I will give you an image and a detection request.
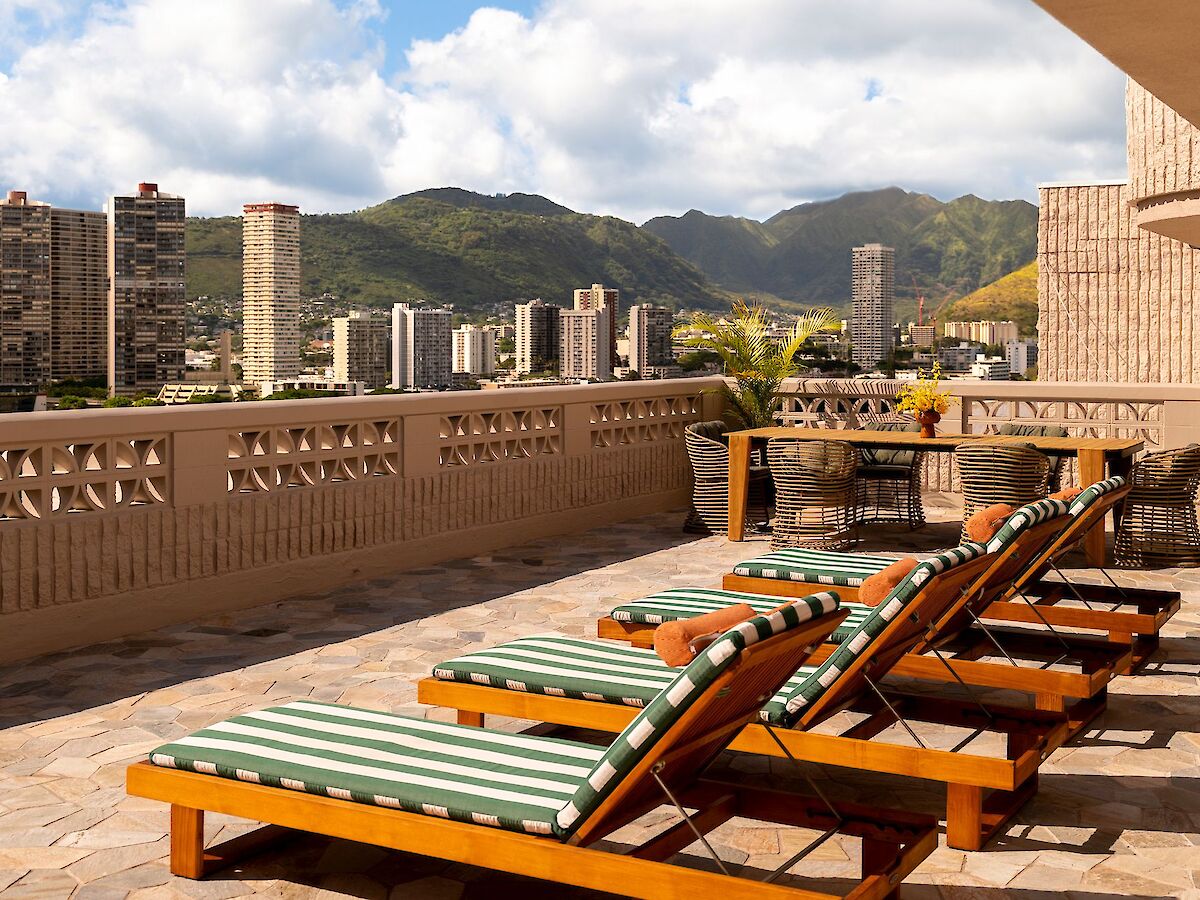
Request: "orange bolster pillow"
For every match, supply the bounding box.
[1050,486,1083,503]
[655,603,756,667]
[859,558,920,607]
[965,503,1016,543]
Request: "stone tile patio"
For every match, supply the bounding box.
[1,503,1198,899]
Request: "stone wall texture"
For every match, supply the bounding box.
[1127,80,1200,203]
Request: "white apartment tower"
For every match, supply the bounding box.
[573,283,619,359]
[560,307,612,380]
[242,203,301,386]
[453,324,495,376]
[108,183,186,395]
[850,243,895,368]
[627,305,674,375]
[391,304,452,388]
[333,311,390,388]
[515,298,561,374]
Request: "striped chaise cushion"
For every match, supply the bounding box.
[1068,475,1126,516]
[147,699,601,836]
[433,632,819,725]
[731,548,900,586]
[609,588,864,642]
[979,496,1070,552]
[779,543,986,725]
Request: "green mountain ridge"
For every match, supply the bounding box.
[643,187,1038,319]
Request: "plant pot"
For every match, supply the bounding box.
[917,410,941,439]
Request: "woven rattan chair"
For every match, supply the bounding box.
[767,439,857,550]
[997,423,1069,492]
[1115,444,1200,568]
[955,442,1050,542]
[855,417,926,529]
[683,421,771,534]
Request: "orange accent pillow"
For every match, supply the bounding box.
[655,603,756,667]
[965,503,1016,543]
[1050,486,1083,503]
[859,558,920,607]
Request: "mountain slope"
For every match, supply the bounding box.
[643,187,1037,316]
[186,189,725,310]
[939,261,1038,336]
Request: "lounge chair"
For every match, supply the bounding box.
[128,597,939,898]
[420,550,1071,851]
[603,498,1130,736]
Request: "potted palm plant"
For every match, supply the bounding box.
[674,300,840,428]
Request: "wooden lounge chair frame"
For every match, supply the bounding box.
[129,612,938,900]
[421,553,1070,852]
[664,512,1130,735]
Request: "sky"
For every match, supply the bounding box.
[0,0,1128,222]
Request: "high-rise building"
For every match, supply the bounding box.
[850,244,895,368]
[560,307,612,380]
[907,323,937,348]
[0,191,51,385]
[969,355,1011,381]
[107,183,186,395]
[333,311,390,388]
[942,320,1019,346]
[515,298,560,374]
[1005,338,1039,376]
[453,324,495,376]
[242,203,301,386]
[573,283,619,359]
[50,206,109,383]
[391,304,452,388]
[627,305,675,374]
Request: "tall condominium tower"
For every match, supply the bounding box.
[107,183,186,395]
[0,191,51,385]
[850,243,895,368]
[391,304,452,388]
[515,298,560,374]
[332,311,390,388]
[573,283,619,359]
[560,307,612,380]
[452,324,495,376]
[627,304,675,374]
[242,203,301,386]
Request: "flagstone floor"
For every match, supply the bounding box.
[1,502,1198,899]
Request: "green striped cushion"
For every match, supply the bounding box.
[982,497,1070,552]
[780,543,986,725]
[555,592,841,832]
[1068,476,1126,516]
[730,548,899,586]
[147,699,602,836]
[608,587,869,644]
[433,633,819,725]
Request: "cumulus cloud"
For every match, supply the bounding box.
[0,0,1127,218]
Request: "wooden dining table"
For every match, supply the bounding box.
[726,427,1144,565]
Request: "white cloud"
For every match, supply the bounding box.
[0,0,1127,219]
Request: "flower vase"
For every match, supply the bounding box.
[917,410,941,439]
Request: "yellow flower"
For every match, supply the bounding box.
[895,363,952,416]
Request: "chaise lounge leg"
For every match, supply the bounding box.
[861,837,902,900]
[945,783,984,852]
[170,805,205,879]
[457,710,484,727]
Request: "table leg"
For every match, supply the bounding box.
[727,434,752,541]
[1107,453,1135,534]
[1078,448,1107,566]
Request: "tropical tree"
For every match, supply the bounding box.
[674,300,839,428]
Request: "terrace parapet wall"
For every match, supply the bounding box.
[0,379,723,663]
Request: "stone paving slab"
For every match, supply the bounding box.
[1,506,1198,899]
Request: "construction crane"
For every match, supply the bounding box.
[910,274,926,326]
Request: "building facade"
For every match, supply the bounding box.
[452,324,495,376]
[1005,339,1039,376]
[0,191,51,385]
[942,320,1019,346]
[573,282,619,359]
[850,243,895,368]
[907,323,937,348]
[242,203,301,386]
[107,183,186,395]
[560,307,612,380]
[627,304,674,374]
[332,311,390,388]
[515,298,560,374]
[969,356,1011,381]
[391,304,452,389]
[50,206,109,383]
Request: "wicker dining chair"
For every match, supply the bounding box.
[855,417,926,529]
[954,441,1050,542]
[683,421,771,534]
[1114,444,1200,568]
[767,439,858,551]
[997,423,1069,492]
